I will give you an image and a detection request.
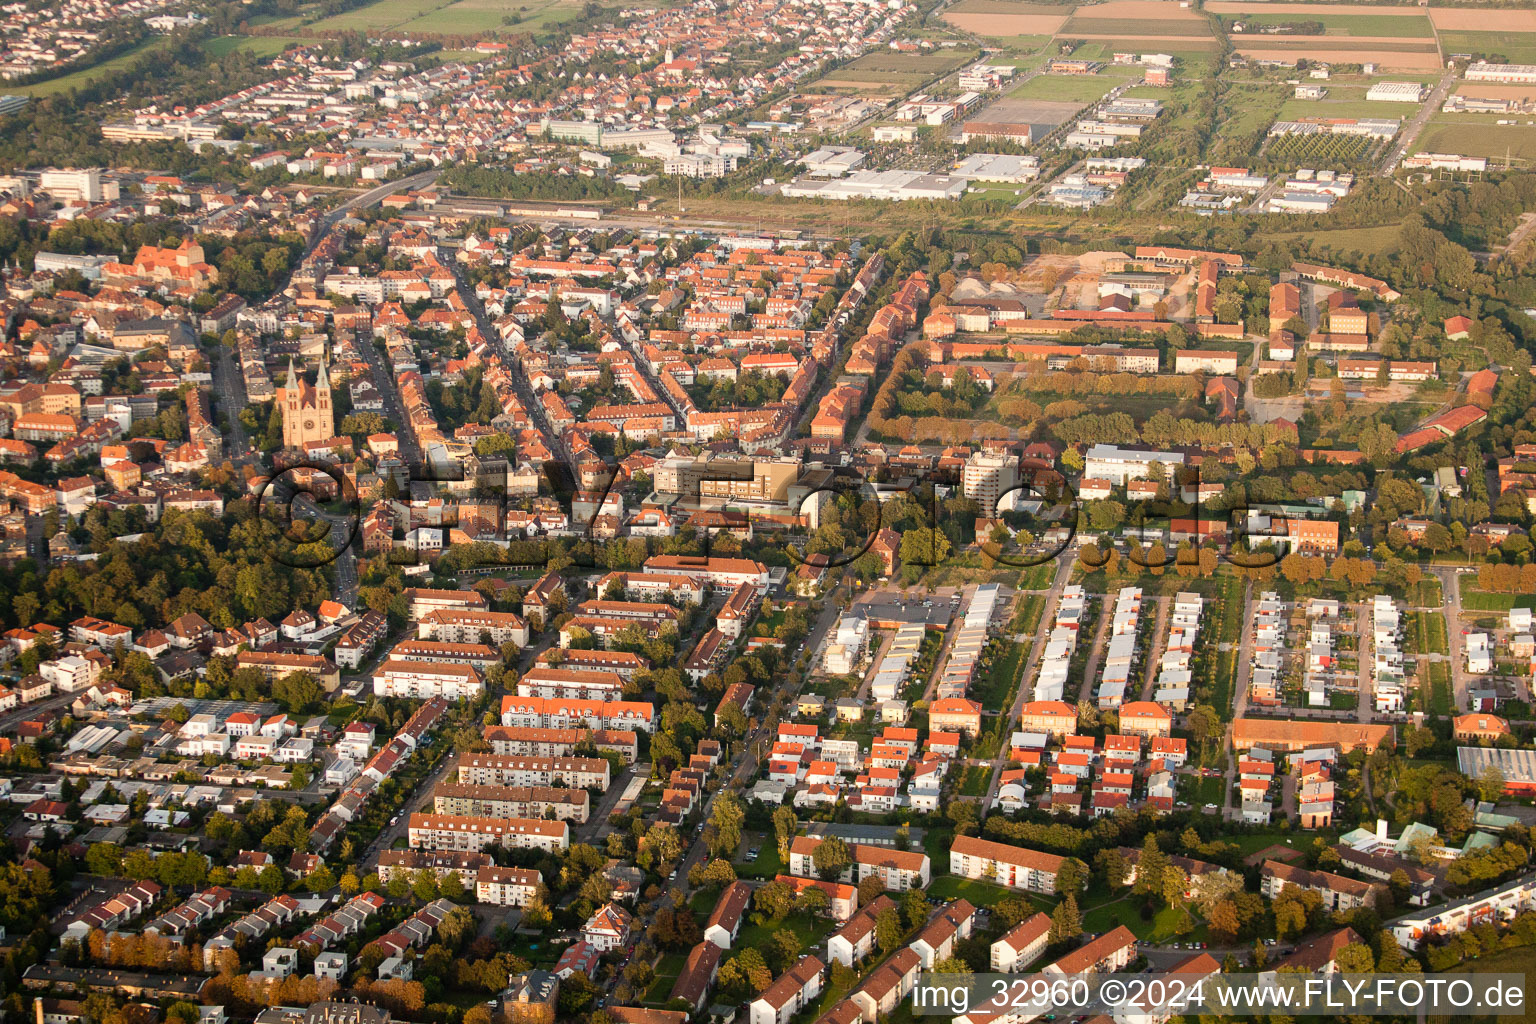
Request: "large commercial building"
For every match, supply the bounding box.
[1232,719,1394,754]
[1465,62,1536,84]
[1458,746,1536,795]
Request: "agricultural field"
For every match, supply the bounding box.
[1066,39,1221,58]
[1418,120,1536,165]
[1221,13,1435,38]
[260,0,452,33]
[943,0,1070,39]
[1456,83,1536,104]
[1438,31,1536,66]
[1211,1,1434,18]
[1233,43,1443,70]
[1060,16,1214,39]
[1277,95,1424,121]
[11,38,172,97]
[1429,7,1536,33]
[262,0,621,36]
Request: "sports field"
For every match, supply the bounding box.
[1008,73,1118,103]
[814,49,977,94]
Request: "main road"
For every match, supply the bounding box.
[1380,69,1457,176]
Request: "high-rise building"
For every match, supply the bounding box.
[962,452,1018,515]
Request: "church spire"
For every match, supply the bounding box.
[286,356,298,390]
[316,347,330,392]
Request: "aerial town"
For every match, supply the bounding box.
[3,0,1536,1022]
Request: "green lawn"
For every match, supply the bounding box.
[1426,661,1453,717]
[927,875,1026,907]
[204,35,306,57]
[1278,98,1428,120]
[1019,562,1055,591]
[1415,611,1449,655]
[973,641,1027,708]
[735,910,836,953]
[1183,773,1225,807]
[1435,943,1536,1024]
[1080,892,1202,941]
[732,836,787,880]
[1461,589,1536,612]
[958,764,992,796]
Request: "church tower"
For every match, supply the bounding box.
[280,355,335,450]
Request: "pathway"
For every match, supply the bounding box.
[1137,595,1171,701]
[1223,582,1256,821]
[981,552,1075,810]
[1076,590,1115,707]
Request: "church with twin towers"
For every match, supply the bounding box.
[279,356,335,450]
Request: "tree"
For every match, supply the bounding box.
[1050,894,1082,944]
[900,889,929,931]
[258,864,285,895]
[1479,765,1507,803]
[1054,857,1088,897]
[1188,704,1221,758]
[797,884,830,918]
[875,906,903,952]
[1132,834,1166,898]
[766,929,803,973]
[1207,900,1241,943]
[772,806,798,860]
[857,874,886,907]
[1421,522,1453,555]
[1094,848,1128,888]
[754,880,795,921]
[932,956,973,977]
[812,836,851,880]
